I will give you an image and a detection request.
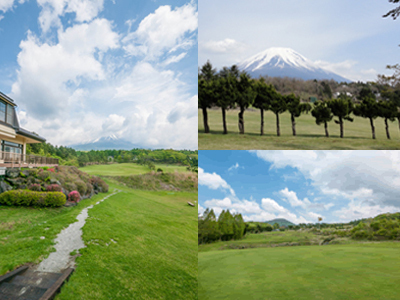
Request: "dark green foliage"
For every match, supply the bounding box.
[198,208,245,244]
[354,89,379,139]
[0,190,66,207]
[377,100,397,139]
[327,95,354,138]
[199,61,218,133]
[350,213,400,240]
[285,93,311,136]
[235,72,256,134]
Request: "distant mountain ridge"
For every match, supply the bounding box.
[71,135,144,151]
[238,47,351,83]
[265,218,295,227]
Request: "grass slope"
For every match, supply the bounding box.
[56,182,197,300]
[0,192,110,275]
[80,163,188,176]
[199,109,400,150]
[199,242,400,300]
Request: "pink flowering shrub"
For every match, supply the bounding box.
[48,168,55,173]
[68,191,81,203]
[46,184,62,192]
[29,184,42,191]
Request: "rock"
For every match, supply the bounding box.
[50,179,61,185]
[5,178,19,186]
[22,170,32,177]
[6,168,20,178]
[0,181,12,193]
[187,202,195,207]
[17,184,27,190]
[40,236,45,240]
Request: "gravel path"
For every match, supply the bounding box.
[34,190,120,273]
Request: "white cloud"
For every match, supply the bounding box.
[122,2,197,60]
[162,52,187,66]
[37,0,104,32]
[198,168,235,196]
[261,198,287,213]
[279,188,310,209]
[202,38,247,54]
[228,162,240,171]
[333,202,399,223]
[0,0,15,13]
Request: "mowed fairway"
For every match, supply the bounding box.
[56,182,198,300]
[199,109,400,149]
[199,242,400,300]
[80,163,188,176]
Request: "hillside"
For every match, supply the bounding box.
[265,218,295,227]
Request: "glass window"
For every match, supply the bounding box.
[6,104,13,125]
[0,102,5,122]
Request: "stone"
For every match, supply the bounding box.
[40,236,45,240]
[22,170,31,177]
[6,168,20,178]
[187,202,195,207]
[5,178,19,186]
[0,180,12,193]
[49,179,61,185]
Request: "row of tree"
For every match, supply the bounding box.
[27,143,198,168]
[198,209,246,244]
[199,62,400,139]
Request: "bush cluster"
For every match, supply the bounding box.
[0,190,66,207]
[68,191,81,203]
[351,217,400,240]
[46,184,62,192]
[28,183,42,191]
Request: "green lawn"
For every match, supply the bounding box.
[0,192,110,275]
[56,182,197,300]
[199,109,400,149]
[79,163,188,176]
[199,242,400,300]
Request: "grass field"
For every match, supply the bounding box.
[0,192,110,275]
[199,242,400,300]
[199,108,400,149]
[56,182,197,299]
[79,163,188,176]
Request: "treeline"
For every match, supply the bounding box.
[26,143,197,168]
[351,212,400,240]
[198,208,245,244]
[199,61,400,139]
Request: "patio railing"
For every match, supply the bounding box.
[0,151,59,166]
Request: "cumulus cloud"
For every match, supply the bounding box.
[251,150,400,220]
[37,0,104,32]
[279,188,310,209]
[198,168,235,196]
[122,2,197,60]
[0,0,15,13]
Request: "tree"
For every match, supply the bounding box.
[235,72,256,134]
[327,95,354,138]
[383,0,400,20]
[253,79,275,135]
[215,69,237,134]
[273,222,279,230]
[198,61,217,133]
[269,93,286,136]
[285,93,311,136]
[353,88,379,139]
[377,100,397,139]
[311,101,333,137]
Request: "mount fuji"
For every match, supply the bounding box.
[238,47,351,82]
[71,135,143,150]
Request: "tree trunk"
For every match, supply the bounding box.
[222,108,228,134]
[398,117,400,132]
[276,113,280,136]
[324,121,329,137]
[385,118,390,139]
[339,116,343,138]
[238,107,245,134]
[369,117,375,139]
[260,109,264,136]
[291,114,296,136]
[202,107,210,133]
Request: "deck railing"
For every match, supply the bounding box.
[0,151,59,166]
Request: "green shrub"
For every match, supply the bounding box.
[29,183,42,191]
[0,190,66,207]
[75,180,87,195]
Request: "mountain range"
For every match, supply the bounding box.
[71,135,143,151]
[238,47,351,83]
[265,218,295,227]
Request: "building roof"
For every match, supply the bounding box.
[16,128,46,143]
[0,91,16,106]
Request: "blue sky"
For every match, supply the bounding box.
[0,0,197,149]
[199,0,399,82]
[199,150,400,224]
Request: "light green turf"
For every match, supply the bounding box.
[55,182,197,300]
[199,242,400,300]
[0,192,111,275]
[79,163,188,176]
[199,109,400,149]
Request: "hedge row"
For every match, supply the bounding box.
[0,190,66,207]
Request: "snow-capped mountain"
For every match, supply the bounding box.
[238,47,351,82]
[71,135,143,151]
